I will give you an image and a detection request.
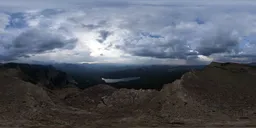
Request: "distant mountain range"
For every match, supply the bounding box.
[0,63,77,89]
[0,62,205,90]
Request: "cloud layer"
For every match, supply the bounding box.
[1,0,256,64]
[0,28,77,61]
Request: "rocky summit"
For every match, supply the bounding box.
[0,62,256,127]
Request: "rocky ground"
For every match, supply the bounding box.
[1,62,256,127]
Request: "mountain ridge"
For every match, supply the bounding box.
[0,63,77,89]
[0,62,256,127]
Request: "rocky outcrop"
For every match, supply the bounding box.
[64,84,160,115]
[99,88,160,114]
[63,84,117,109]
[0,68,54,120]
[158,62,256,120]
[181,62,256,117]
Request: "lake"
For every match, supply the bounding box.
[102,77,140,83]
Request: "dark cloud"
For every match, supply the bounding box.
[2,2,256,64]
[227,54,256,58]
[196,32,240,56]
[80,21,107,30]
[114,28,243,63]
[214,56,252,63]
[5,12,28,29]
[40,9,65,16]
[130,48,196,59]
[120,29,241,61]
[0,29,77,61]
[217,54,256,63]
[140,32,163,39]
[122,39,198,59]
[195,17,205,25]
[81,24,100,30]
[97,30,111,43]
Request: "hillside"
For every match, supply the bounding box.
[0,63,77,89]
[160,62,256,123]
[181,62,256,116]
[0,62,256,127]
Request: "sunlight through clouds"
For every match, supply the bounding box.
[1,0,256,64]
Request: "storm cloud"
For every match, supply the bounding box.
[97,30,112,43]
[1,0,256,64]
[196,30,240,56]
[0,29,77,61]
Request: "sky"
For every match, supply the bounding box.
[1,0,256,65]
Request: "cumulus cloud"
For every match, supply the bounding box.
[0,13,9,32]
[1,0,256,64]
[97,30,112,43]
[0,29,77,61]
[196,29,240,56]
